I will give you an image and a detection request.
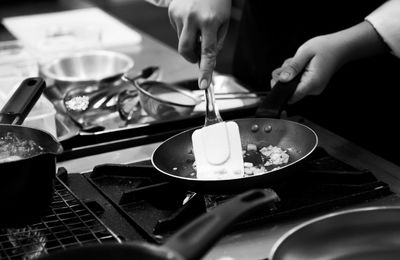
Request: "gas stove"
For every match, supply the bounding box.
[1,144,397,260]
[75,147,392,242]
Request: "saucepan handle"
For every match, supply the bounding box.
[255,73,302,118]
[163,189,279,260]
[0,77,46,125]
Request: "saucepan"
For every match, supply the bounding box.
[0,77,63,227]
[152,74,318,194]
[38,189,279,260]
[270,206,400,260]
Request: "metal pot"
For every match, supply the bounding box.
[0,77,63,227]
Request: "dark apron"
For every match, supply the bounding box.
[232,0,400,165]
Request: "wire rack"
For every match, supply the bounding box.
[0,177,121,259]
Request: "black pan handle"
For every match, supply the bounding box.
[0,77,46,125]
[162,189,279,260]
[255,72,302,118]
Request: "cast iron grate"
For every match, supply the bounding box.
[0,177,121,260]
[85,147,392,243]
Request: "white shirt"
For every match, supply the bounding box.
[144,0,172,7]
[366,0,400,58]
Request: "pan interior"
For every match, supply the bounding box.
[271,207,400,260]
[153,118,317,180]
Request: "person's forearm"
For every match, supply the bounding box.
[333,21,390,66]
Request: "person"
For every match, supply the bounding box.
[146,0,400,165]
[271,0,400,104]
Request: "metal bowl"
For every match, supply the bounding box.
[124,79,201,120]
[40,50,134,96]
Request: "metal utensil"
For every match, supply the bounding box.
[40,50,135,97]
[121,79,200,120]
[64,66,160,113]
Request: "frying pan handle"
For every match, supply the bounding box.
[0,77,46,125]
[163,189,279,260]
[255,72,302,118]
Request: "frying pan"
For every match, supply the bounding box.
[38,189,279,260]
[270,206,400,260]
[152,75,318,194]
[0,77,63,227]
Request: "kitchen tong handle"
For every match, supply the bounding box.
[255,72,302,118]
[163,189,279,260]
[0,77,46,125]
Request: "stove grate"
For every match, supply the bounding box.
[0,178,121,259]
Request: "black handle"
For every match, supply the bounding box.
[162,189,279,260]
[255,73,302,118]
[0,77,46,125]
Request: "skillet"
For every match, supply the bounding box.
[152,74,318,194]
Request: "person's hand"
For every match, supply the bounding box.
[271,34,347,104]
[271,21,390,104]
[168,0,232,89]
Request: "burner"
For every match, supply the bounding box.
[84,147,392,243]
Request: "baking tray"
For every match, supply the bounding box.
[44,75,262,161]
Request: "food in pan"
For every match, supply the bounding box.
[243,144,289,177]
[191,143,289,179]
[0,132,44,163]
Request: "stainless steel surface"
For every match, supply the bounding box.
[40,50,134,97]
[270,206,400,260]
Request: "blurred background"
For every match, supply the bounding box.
[0,0,245,74]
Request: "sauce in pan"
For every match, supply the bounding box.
[0,132,45,163]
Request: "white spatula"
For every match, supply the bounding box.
[192,83,244,180]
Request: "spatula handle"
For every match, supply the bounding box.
[204,82,223,126]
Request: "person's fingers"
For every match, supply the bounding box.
[270,58,294,88]
[278,50,310,82]
[287,61,325,104]
[167,7,183,38]
[178,22,199,63]
[198,26,218,89]
[282,58,293,67]
[270,78,277,88]
[271,67,285,83]
[216,21,229,53]
[288,79,308,104]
